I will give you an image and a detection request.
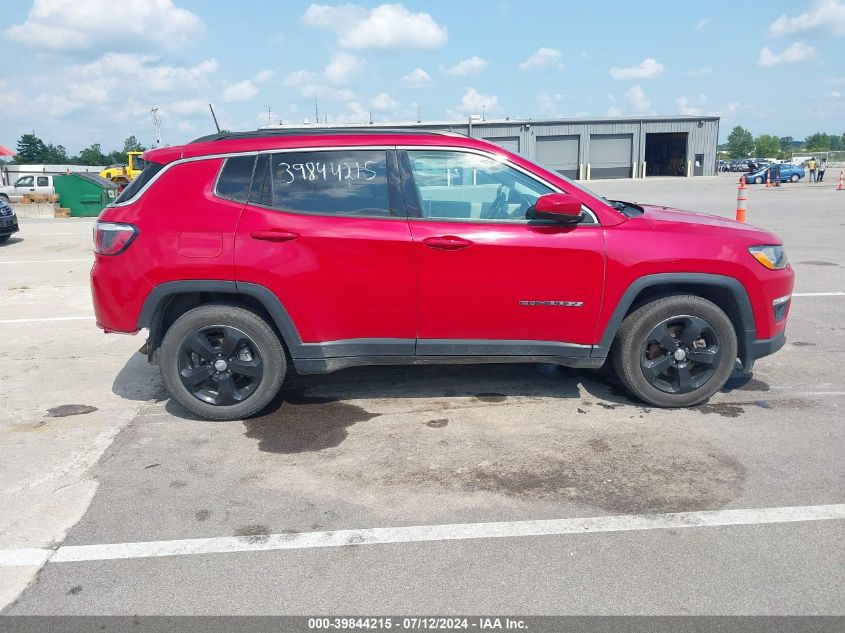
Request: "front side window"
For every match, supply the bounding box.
[259,150,392,217]
[37,176,49,187]
[16,176,33,187]
[405,150,553,222]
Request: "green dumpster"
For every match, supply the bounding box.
[53,172,118,217]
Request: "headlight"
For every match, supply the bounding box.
[748,245,789,270]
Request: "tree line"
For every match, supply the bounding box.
[9,133,147,166]
[724,126,845,159]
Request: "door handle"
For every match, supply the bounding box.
[422,235,473,251]
[250,229,299,243]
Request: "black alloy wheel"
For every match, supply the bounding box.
[640,315,722,394]
[178,325,264,406]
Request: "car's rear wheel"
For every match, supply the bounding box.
[160,304,286,420]
[0,194,9,202]
[612,295,737,408]
[790,174,799,182]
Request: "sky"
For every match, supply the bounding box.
[1,0,844,154]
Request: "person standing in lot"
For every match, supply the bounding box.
[808,157,817,182]
[817,159,826,183]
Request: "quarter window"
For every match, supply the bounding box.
[405,151,553,222]
[37,176,49,187]
[264,150,392,217]
[216,155,255,203]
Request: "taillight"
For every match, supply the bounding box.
[94,222,137,255]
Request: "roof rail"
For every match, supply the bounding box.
[189,128,457,144]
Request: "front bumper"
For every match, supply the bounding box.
[738,329,787,372]
[0,216,18,236]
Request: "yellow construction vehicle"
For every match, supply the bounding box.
[100,151,147,184]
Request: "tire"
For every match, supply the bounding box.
[790,174,799,182]
[611,295,738,408]
[160,304,287,420]
[0,194,9,202]
[754,176,763,184]
[0,235,9,244]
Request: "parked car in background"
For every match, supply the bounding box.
[0,198,19,243]
[90,128,794,420]
[0,174,55,202]
[729,160,748,172]
[745,164,805,184]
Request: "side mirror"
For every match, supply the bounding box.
[533,193,583,224]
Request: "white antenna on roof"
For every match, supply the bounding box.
[150,107,161,147]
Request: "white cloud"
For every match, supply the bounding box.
[828,90,842,98]
[519,48,564,70]
[75,54,217,93]
[371,92,399,111]
[625,85,650,112]
[223,80,259,102]
[537,93,564,116]
[284,70,318,87]
[688,67,712,77]
[401,68,432,88]
[825,76,845,84]
[449,87,500,116]
[675,96,703,115]
[5,0,204,53]
[695,18,710,30]
[254,69,277,84]
[606,105,623,117]
[302,3,447,49]
[758,42,816,66]
[768,0,845,37]
[610,58,664,80]
[708,101,741,117]
[325,52,365,84]
[441,56,488,76]
[167,99,208,116]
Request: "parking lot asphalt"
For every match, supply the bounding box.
[0,175,843,614]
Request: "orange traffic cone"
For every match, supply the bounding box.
[765,170,771,188]
[736,175,748,223]
[838,171,844,191]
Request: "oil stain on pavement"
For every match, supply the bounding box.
[243,388,379,454]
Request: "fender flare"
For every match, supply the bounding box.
[591,273,757,359]
[136,280,306,355]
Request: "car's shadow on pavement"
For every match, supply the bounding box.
[111,350,765,423]
[0,236,23,246]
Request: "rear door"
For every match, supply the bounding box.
[234,148,417,357]
[35,176,52,194]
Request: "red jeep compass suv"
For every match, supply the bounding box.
[91,129,793,420]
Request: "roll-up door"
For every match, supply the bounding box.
[483,136,520,155]
[589,133,632,179]
[536,135,580,179]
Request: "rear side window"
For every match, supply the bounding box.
[115,162,164,204]
[264,150,392,217]
[215,155,256,203]
[37,176,49,186]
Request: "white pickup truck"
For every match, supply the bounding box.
[0,174,56,202]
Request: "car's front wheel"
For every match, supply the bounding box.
[160,304,287,420]
[612,295,737,408]
[790,174,800,182]
[754,176,763,184]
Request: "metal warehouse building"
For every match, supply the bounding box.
[264,115,720,179]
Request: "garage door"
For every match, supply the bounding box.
[536,135,580,179]
[589,133,632,179]
[483,136,520,155]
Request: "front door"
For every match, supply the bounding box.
[234,148,417,357]
[401,149,605,355]
[14,176,35,198]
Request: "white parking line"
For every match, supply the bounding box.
[0,258,92,265]
[793,292,845,297]
[0,504,841,567]
[0,316,94,325]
